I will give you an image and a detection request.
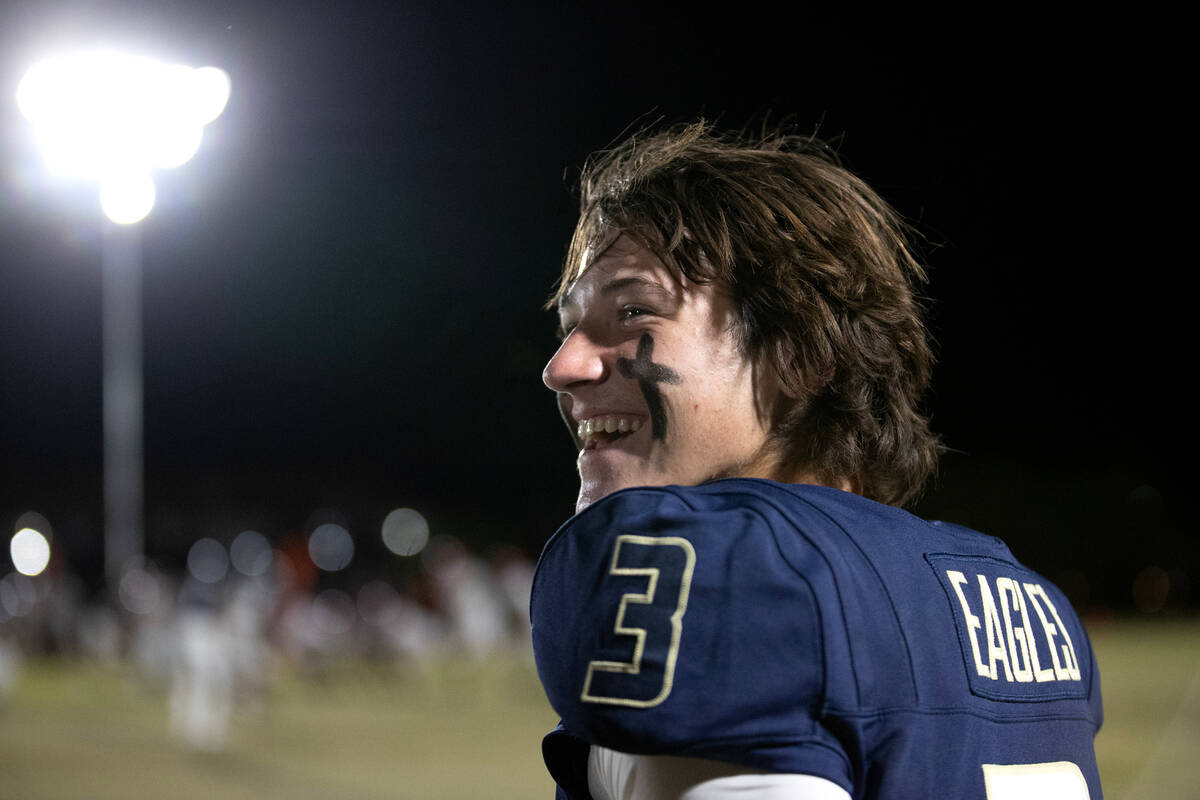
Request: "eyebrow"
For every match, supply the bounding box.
[558,276,673,312]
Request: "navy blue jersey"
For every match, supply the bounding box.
[531,479,1102,799]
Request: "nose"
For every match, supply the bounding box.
[543,329,607,393]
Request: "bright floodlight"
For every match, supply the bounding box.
[16,49,230,224]
[100,171,156,224]
[10,528,51,576]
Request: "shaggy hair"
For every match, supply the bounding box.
[548,121,943,507]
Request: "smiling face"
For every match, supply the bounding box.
[543,234,786,513]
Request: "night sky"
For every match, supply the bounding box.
[0,2,1190,606]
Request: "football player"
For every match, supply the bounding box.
[532,123,1102,799]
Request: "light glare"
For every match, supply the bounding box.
[10,528,51,576]
[146,121,204,170]
[189,66,232,124]
[99,172,156,224]
[16,49,230,223]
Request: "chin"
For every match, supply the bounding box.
[576,467,674,513]
[575,474,632,513]
[574,483,607,514]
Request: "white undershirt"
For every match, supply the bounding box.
[587,745,852,800]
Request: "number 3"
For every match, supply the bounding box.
[983,761,1090,799]
[581,535,696,708]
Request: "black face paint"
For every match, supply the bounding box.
[617,333,681,440]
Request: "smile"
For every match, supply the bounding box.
[577,415,643,450]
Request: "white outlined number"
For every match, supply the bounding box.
[581,535,696,708]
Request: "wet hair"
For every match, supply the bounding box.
[549,121,943,507]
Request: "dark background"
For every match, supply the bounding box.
[0,2,1190,609]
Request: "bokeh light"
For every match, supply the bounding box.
[10,528,51,577]
[381,507,429,556]
[230,530,273,577]
[307,523,353,572]
[186,538,229,584]
[118,556,162,615]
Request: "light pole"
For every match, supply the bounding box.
[102,220,143,588]
[16,49,230,591]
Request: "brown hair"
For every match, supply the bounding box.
[549,121,942,507]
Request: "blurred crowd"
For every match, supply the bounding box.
[0,532,536,751]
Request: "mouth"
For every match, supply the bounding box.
[577,415,643,451]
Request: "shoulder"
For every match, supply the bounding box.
[535,478,937,561]
[544,477,1006,545]
[530,481,849,633]
[533,479,1006,606]
[530,480,873,781]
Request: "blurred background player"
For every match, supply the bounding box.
[169,556,234,751]
[531,122,1103,799]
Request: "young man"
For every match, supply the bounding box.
[532,123,1102,800]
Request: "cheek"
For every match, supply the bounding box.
[651,340,759,435]
[689,369,766,436]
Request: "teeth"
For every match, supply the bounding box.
[576,415,643,448]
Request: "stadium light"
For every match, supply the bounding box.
[15,48,231,592]
[16,49,230,224]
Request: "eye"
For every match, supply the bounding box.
[619,306,651,322]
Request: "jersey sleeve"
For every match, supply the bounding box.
[531,487,852,792]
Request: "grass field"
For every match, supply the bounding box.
[0,652,559,800]
[1090,616,1200,799]
[0,617,1196,799]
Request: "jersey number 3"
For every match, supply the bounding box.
[581,535,696,708]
